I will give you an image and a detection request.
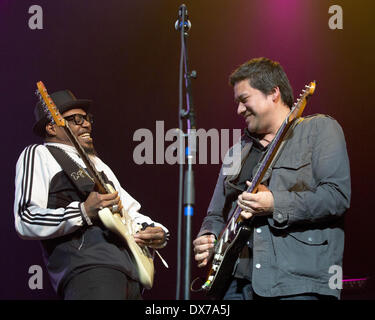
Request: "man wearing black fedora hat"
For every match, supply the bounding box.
[14,89,169,299]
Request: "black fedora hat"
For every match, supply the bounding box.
[33,89,92,137]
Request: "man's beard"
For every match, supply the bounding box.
[83,142,98,156]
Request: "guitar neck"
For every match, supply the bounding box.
[249,117,293,192]
[228,109,298,226]
[63,123,109,194]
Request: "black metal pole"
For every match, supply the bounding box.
[175,4,197,300]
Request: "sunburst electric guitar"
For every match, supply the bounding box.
[36,81,154,289]
[201,82,316,298]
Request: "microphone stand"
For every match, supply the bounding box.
[175,4,197,300]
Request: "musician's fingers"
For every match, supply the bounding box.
[135,227,165,240]
[148,242,164,249]
[240,210,253,219]
[134,237,147,247]
[237,201,247,211]
[197,259,208,268]
[239,192,257,202]
[193,235,215,246]
[238,192,262,206]
[134,236,160,247]
[133,237,154,247]
[134,232,155,240]
[136,239,155,248]
[237,199,257,212]
[194,250,210,262]
[134,228,167,249]
[99,191,118,201]
[101,196,121,209]
[193,242,214,254]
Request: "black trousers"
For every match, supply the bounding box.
[63,267,142,300]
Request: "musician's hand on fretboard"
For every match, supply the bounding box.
[84,191,121,220]
[237,182,274,219]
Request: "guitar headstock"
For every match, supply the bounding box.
[289,81,316,121]
[35,81,65,127]
[306,81,316,96]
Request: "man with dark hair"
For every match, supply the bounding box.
[14,89,169,300]
[228,57,294,109]
[193,57,351,300]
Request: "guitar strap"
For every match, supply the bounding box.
[46,145,96,197]
[46,145,154,230]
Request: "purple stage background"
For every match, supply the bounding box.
[0,0,374,299]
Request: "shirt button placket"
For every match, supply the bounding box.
[254,227,262,270]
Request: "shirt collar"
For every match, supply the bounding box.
[243,128,268,151]
[44,142,79,155]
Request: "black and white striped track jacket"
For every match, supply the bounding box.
[14,142,168,293]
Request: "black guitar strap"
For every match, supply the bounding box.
[46,145,96,197]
